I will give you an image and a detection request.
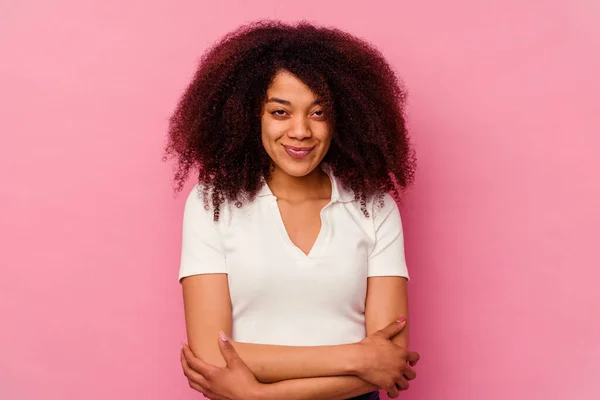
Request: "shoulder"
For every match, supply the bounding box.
[325,165,399,221]
[183,183,235,230]
[368,192,404,243]
[343,190,399,221]
[357,192,403,237]
[184,182,266,229]
[370,192,400,219]
[184,183,214,217]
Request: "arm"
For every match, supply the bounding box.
[183,274,368,382]
[256,376,376,400]
[366,276,410,348]
[252,276,411,400]
[183,275,414,400]
[183,334,380,400]
[365,195,411,350]
[233,278,410,382]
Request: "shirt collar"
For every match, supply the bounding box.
[257,164,355,203]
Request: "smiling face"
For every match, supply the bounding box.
[260,70,332,179]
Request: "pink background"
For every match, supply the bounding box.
[1,1,599,399]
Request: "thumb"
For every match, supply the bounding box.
[374,317,407,339]
[217,331,241,367]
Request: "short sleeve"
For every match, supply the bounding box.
[178,185,227,282]
[367,193,410,280]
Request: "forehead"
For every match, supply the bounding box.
[266,70,319,103]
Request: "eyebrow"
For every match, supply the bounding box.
[266,97,321,106]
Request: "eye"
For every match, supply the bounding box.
[271,109,287,116]
[312,110,325,118]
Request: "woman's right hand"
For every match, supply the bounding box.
[354,319,420,398]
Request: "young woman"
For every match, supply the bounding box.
[166,21,420,400]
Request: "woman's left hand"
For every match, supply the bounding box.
[181,333,264,400]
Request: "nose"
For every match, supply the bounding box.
[288,116,312,140]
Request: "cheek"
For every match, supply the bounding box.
[261,117,284,142]
[315,126,332,146]
[260,119,284,160]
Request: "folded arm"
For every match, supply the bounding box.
[252,276,411,399]
[183,274,411,398]
[182,274,369,383]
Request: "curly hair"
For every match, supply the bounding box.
[165,20,416,220]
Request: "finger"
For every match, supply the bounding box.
[180,349,188,372]
[374,318,407,339]
[395,376,410,391]
[403,365,417,380]
[182,345,218,377]
[181,351,211,388]
[217,331,242,367]
[387,384,400,398]
[407,350,420,366]
[188,380,223,400]
[188,379,207,395]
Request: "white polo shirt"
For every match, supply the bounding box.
[178,165,409,346]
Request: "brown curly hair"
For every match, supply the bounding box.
[165,20,416,220]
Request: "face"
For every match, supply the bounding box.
[260,70,332,178]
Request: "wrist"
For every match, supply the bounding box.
[249,382,269,400]
[345,343,366,375]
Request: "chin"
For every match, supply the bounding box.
[281,165,317,177]
[276,159,320,178]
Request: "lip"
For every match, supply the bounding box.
[282,145,315,159]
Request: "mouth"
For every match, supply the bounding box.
[282,145,315,159]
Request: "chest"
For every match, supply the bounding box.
[276,198,329,256]
[222,201,373,312]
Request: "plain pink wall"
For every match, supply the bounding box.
[1,1,598,399]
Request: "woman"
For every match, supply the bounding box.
[166,21,420,400]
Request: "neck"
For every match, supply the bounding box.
[267,165,331,201]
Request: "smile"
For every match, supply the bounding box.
[283,145,315,159]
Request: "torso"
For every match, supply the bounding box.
[178,165,409,346]
[222,191,372,346]
[220,167,373,346]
